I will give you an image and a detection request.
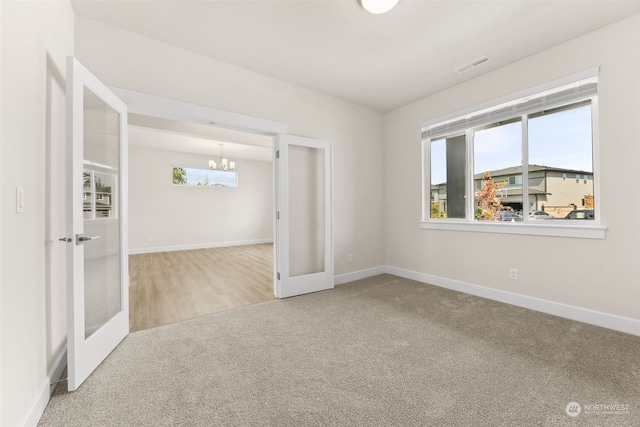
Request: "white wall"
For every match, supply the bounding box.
[129,146,273,253]
[0,1,74,425]
[2,7,633,425]
[75,16,385,276]
[384,14,640,321]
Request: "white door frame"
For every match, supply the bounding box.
[109,87,288,295]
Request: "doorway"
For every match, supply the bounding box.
[66,60,334,391]
[109,85,334,320]
[126,114,276,331]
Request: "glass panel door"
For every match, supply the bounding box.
[66,57,129,391]
[276,135,333,298]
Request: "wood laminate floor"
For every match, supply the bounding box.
[129,243,274,332]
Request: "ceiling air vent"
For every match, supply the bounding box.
[455,56,490,74]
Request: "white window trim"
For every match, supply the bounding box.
[419,220,606,239]
[420,68,606,239]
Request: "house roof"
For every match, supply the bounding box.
[433,164,593,186]
[475,164,593,180]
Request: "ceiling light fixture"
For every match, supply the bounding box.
[358,0,399,14]
[209,144,235,171]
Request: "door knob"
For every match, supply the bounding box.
[76,235,101,245]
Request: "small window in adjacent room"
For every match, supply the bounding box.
[421,70,600,236]
[172,167,238,187]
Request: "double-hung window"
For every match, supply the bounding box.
[422,69,604,238]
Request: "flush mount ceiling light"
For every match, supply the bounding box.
[358,0,399,14]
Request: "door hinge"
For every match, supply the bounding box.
[277,272,281,280]
[276,150,280,159]
[276,211,280,220]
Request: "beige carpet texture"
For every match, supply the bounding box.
[39,274,639,426]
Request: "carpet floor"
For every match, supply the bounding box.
[39,274,640,426]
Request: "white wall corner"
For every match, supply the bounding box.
[383,266,640,337]
[334,266,386,286]
[23,346,67,427]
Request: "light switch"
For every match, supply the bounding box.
[16,187,25,214]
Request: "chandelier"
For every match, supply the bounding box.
[209,144,235,171]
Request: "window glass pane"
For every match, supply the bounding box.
[83,171,93,220]
[529,103,594,220]
[429,138,446,218]
[288,145,325,277]
[94,172,116,219]
[82,87,122,338]
[474,120,522,220]
[172,167,238,187]
[430,135,466,218]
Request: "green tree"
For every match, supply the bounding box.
[173,167,187,184]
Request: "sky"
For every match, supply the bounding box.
[430,104,593,185]
[181,167,238,187]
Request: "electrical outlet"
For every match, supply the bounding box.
[509,268,518,280]
[348,254,353,263]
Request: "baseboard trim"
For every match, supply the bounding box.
[23,346,67,427]
[129,238,273,255]
[334,266,386,286]
[384,265,640,337]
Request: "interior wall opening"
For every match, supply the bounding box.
[126,113,276,332]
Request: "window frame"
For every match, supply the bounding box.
[420,68,605,239]
[83,167,118,221]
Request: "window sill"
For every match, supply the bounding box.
[419,220,606,239]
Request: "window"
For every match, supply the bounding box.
[422,71,602,237]
[83,169,117,220]
[508,176,523,186]
[172,167,238,187]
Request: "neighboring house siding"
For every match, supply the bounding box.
[466,165,594,216]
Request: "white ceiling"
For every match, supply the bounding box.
[128,114,274,161]
[72,0,640,113]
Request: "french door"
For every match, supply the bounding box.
[276,135,333,298]
[66,57,129,391]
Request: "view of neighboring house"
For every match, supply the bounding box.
[83,171,115,219]
[431,164,594,218]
